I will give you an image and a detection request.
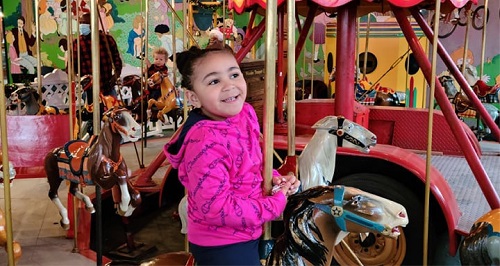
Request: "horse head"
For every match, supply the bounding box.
[9,86,36,105]
[103,107,142,143]
[0,156,16,187]
[147,71,166,87]
[309,186,408,238]
[299,116,377,190]
[439,75,459,99]
[8,86,40,115]
[268,185,408,266]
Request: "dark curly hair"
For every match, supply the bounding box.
[176,44,233,91]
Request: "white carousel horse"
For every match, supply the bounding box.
[299,116,377,190]
[178,116,377,234]
[266,185,408,265]
[154,185,408,266]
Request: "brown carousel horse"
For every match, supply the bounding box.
[44,107,142,230]
[354,77,400,106]
[147,71,181,123]
[141,185,408,266]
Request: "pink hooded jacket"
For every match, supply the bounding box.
[164,103,287,246]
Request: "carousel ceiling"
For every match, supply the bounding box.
[228,0,478,15]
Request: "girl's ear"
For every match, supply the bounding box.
[186,90,201,108]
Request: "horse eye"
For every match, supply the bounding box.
[351,195,362,204]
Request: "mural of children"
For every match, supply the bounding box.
[6,30,37,75]
[153,24,184,61]
[98,0,114,32]
[150,0,170,26]
[10,17,38,74]
[234,28,245,54]
[309,13,331,63]
[57,38,68,69]
[57,0,78,36]
[71,0,90,17]
[11,16,36,57]
[127,15,145,57]
[5,31,22,74]
[39,0,58,41]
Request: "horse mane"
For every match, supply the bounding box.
[268,186,333,266]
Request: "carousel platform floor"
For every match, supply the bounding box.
[1,132,499,265]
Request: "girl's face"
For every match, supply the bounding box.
[187,51,247,121]
[153,53,167,67]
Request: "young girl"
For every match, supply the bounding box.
[146,47,170,100]
[164,45,300,265]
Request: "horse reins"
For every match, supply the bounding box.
[314,185,387,234]
[106,108,130,137]
[328,116,368,149]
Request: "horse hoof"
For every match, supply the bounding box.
[116,208,126,216]
[60,220,70,230]
[86,206,96,213]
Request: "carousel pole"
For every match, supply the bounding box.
[286,0,296,169]
[424,0,443,263]
[478,0,488,79]
[0,9,16,266]
[171,0,177,113]
[140,0,147,153]
[65,0,79,253]
[460,5,472,78]
[89,0,103,264]
[183,0,189,119]
[34,0,43,95]
[362,15,371,80]
[263,0,277,241]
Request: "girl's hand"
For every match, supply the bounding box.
[271,181,292,197]
[272,174,301,196]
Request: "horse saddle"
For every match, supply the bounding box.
[453,92,473,113]
[57,136,96,176]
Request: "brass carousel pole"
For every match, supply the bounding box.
[425,1,443,264]
[89,0,103,264]
[478,0,488,78]
[263,0,277,242]
[0,8,16,266]
[286,0,296,166]
[34,0,43,95]
[362,15,371,80]
[140,0,147,156]
[183,0,189,119]
[460,5,471,77]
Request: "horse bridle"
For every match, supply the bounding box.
[105,107,131,136]
[314,185,387,234]
[328,116,368,149]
